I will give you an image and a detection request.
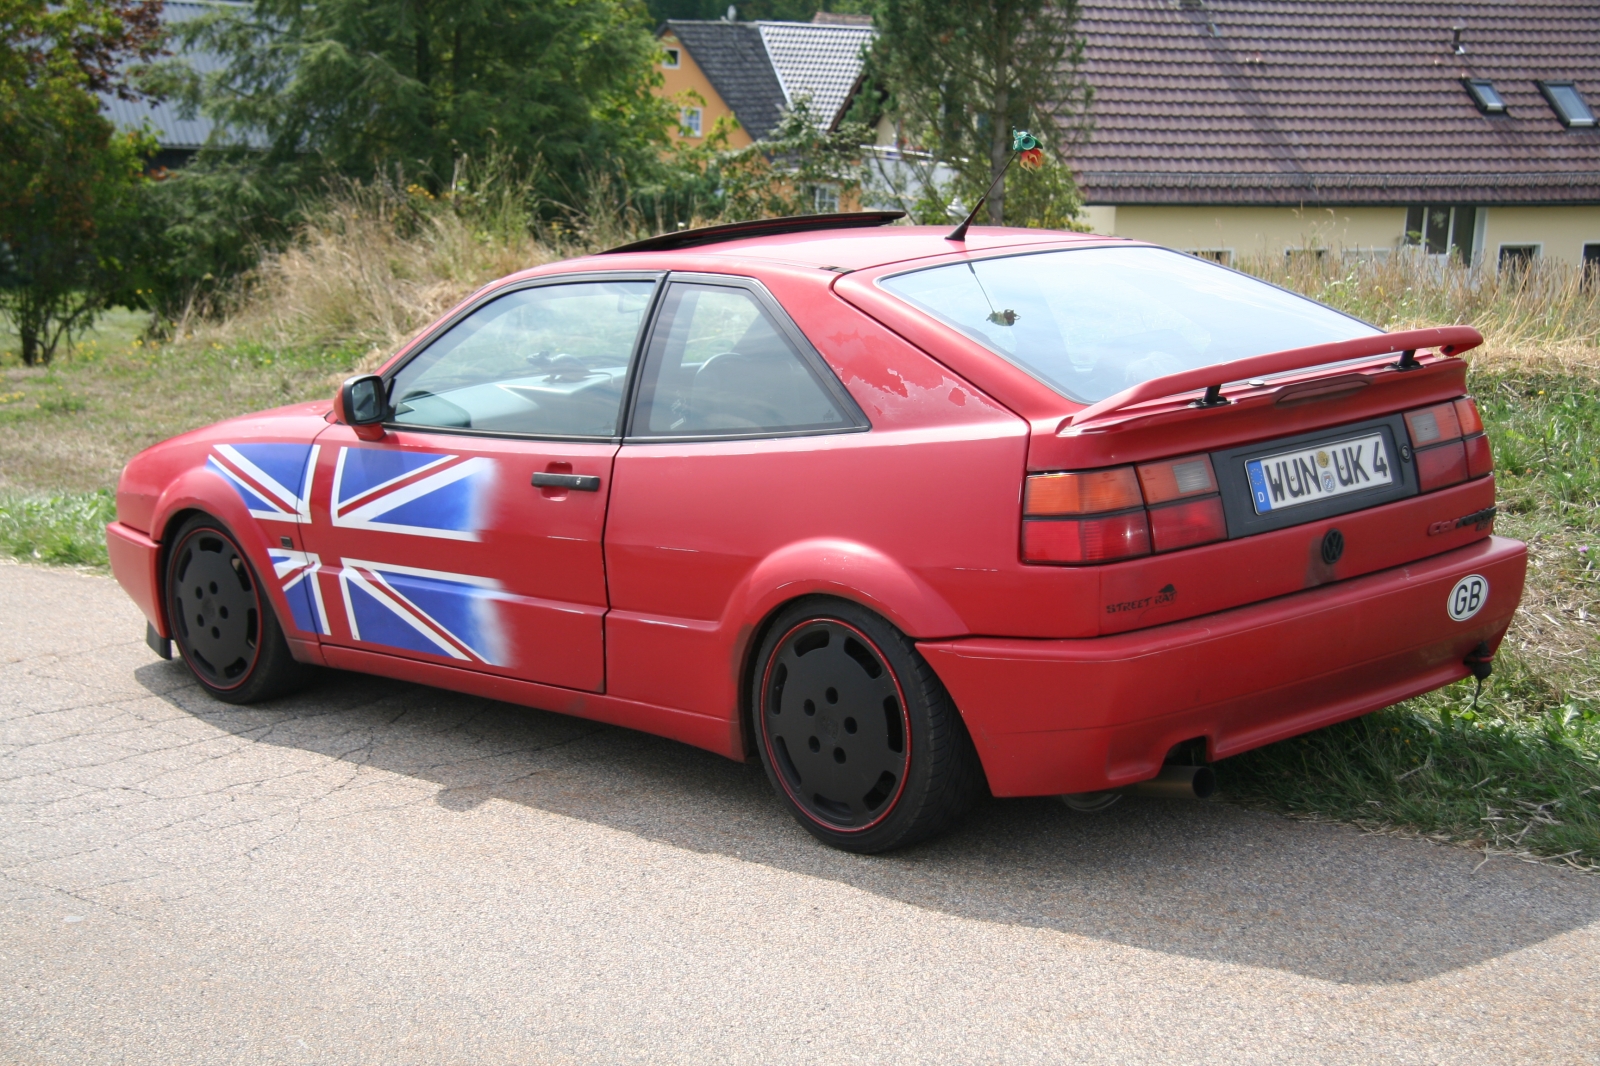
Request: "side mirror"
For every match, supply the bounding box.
[338,374,391,438]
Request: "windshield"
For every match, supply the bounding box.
[878,246,1381,404]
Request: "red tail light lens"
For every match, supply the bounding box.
[1464,433,1494,478]
[1023,511,1150,564]
[1148,496,1227,553]
[1136,454,1217,504]
[1416,440,1470,491]
[1406,397,1490,492]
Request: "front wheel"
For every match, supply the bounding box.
[751,598,985,853]
[165,514,309,704]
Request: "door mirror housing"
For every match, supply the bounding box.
[338,375,391,439]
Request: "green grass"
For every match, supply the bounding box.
[0,489,116,567]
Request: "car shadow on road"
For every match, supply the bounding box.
[137,660,1600,987]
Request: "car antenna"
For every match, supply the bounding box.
[946,129,1046,242]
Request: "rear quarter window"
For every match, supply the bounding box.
[879,246,1380,404]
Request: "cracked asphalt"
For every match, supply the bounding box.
[3,562,1600,1064]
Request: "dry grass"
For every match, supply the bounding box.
[191,183,566,375]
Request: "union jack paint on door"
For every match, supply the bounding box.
[331,447,492,541]
[338,558,507,665]
[206,443,318,523]
[300,429,614,692]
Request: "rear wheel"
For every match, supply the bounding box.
[165,515,308,704]
[751,598,984,853]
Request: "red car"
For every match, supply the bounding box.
[107,214,1525,852]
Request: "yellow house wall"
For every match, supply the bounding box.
[1087,206,1406,260]
[1083,204,1600,266]
[1480,206,1600,265]
[657,33,753,150]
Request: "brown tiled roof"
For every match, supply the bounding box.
[1073,0,1600,205]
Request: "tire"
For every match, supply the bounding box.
[750,597,985,853]
[164,514,309,704]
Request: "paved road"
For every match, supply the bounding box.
[2,562,1599,1064]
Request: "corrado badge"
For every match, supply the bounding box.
[1428,505,1496,537]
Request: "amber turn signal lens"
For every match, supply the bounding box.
[1148,496,1227,553]
[1136,454,1217,505]
[1404,403,1462,446]
[1025,467,1142,516]
[1022,513,1151,564]
[1454,397,1484,436]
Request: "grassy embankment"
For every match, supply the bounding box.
[2,200,1596,866]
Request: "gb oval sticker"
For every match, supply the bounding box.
[1448,574,1489,622]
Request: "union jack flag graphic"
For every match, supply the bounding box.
[331,447,492,541]
[269,548,329,636]
[338,558,507,665]
[206,443,318,523]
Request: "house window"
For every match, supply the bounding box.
[662,47,681,69]
[1188,249,1233,266]
[1462,79,1506,114]
[1537,81,1596,128]
[1404,205,1480,265]
[1584,243,1600,288]
[1284,247,1328,263]
[679,107,703,137]
[811,184,840,213]
[1498,244,1540,274]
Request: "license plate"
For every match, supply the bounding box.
[1245,432,1393,514]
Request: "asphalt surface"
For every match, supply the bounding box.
[3,562,1599,1064]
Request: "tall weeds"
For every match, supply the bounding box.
[194,160,584,366]
[1241,252,1600,372]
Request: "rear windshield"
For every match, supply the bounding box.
[879,246,1381,404]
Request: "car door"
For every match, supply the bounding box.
[303,273,659,692]
[603,273,874,713]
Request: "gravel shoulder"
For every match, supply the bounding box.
[3,561,1599,1064]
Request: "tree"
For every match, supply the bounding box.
[0,0,163,365]
[178,0,676,200]
[873,0,1091,227]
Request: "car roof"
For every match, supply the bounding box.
[532,225,1133,277]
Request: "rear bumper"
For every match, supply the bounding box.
[107,521,165,636]
[919,535,1527,797]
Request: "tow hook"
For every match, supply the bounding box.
[1464,641,1494,681]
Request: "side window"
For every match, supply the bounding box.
[631,283,853,437]
[388,280,655,437]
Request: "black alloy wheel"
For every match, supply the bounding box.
[165,515,307,704]
[752,598,985,853]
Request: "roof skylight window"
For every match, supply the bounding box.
[1462,79,1506,114]
[1537,81,1596,128]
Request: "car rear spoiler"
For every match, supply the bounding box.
[1063,325,1484,429]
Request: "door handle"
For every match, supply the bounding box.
[532,472,601,491]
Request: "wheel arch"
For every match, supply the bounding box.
[150,471,300,654]
[724,538,969,757]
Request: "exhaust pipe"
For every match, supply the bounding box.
[1126,764,1216,800]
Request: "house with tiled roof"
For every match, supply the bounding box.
[99,0,245,169]
[1073,0,1600,267]
[656,15,876,149]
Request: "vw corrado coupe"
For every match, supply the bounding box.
[107,214,1525,852]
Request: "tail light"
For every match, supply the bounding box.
[1024,455,1224,564]
[1406,397,1491,492]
